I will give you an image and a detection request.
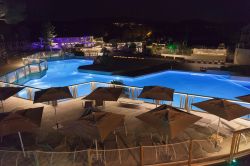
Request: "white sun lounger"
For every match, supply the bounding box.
[220,120,248,144]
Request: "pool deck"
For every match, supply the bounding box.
[2,97,250,150]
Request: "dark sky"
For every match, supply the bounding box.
[26,0,250,22]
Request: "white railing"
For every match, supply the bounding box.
[0,61,48,85]
[1,80,250,120]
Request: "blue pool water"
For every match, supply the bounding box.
[23,59,250,100]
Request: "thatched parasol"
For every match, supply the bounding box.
[138,86,174,107]
[237,94,250,103]
[83,87,123,107]
[34,87,73,129]
[0,87,25,112]
[192,98,250,138]
[136,104,201,140]
[60,110,125,157]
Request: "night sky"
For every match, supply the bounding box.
[26,0,250,22]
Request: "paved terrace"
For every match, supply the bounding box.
[0,96,250,165]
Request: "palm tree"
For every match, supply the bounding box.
[41,22,57,51]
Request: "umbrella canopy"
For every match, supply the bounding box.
[138,86,174,101]
[0,107,44,131]
[15,107,44,127]
[60,110,125,142]
[0,107,43,157]
[33,87,73,103]
[0,87,25,100]
[192,99,250,121]
[237,94,250,103]
[136,104,201,139]
[83,87,123,101]
[0,113,38,137]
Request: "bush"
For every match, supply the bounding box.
[71,50,85,56]
[110,80,124,85]
[110,80,129,97]
[93,56,111,65]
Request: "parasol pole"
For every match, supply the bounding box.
[95,139,98,160]
[52,100,59,129]
[18,132,26,157]
[54,106,59,128]
[216,118,221,137]
[1,100,4,112]
[124,122,128,136]
[215,117,221,146]
[166,134,169,144]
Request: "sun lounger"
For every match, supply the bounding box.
[208,123,232,137]
[118,97,144,106]
[221,119,245,131]
[220,120,248,144]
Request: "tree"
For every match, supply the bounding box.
[0,0,26,24]
[128,42,137,53]
[101,47,110,56]
[41,22,57,50]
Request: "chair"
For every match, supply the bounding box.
[82,101,93,109]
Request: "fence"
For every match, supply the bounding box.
[0,129,250,166]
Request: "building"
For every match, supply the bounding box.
[192,48,227,56]
[117,42,143,53]
[239,24,250,49]
[32,36,103,50]
[161,47,227,64]
[233,24,250,65]
[52,36,95,48]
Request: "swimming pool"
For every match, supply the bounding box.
[23,59,250,100]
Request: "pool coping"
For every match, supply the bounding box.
[1,57,250,100]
